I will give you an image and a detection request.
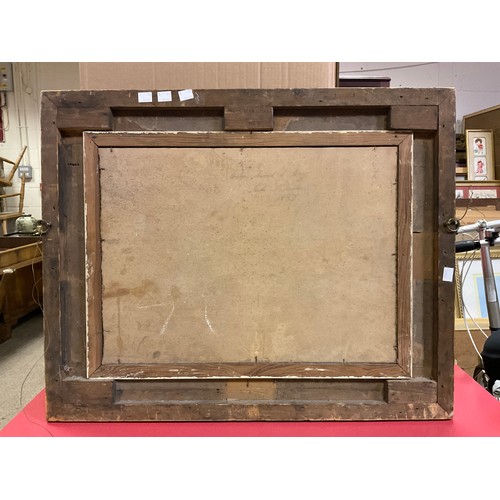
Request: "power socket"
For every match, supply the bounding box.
[18,165,32,181]
[0,63,14,91]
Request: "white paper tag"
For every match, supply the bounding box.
[442,267,454,282]
[178,89,194,101]
[157,91,172,102]
[138,91,153,103]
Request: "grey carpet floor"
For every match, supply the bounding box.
[0,311,45,430]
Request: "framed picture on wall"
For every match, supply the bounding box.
[466,129,495,181]
[455,248,500,319]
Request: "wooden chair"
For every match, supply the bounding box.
[0,146,28,234]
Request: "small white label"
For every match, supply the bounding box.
[442,267,454,282]
[471,189,497,199]
[138,91,153,103]
[157,91,172,102]
[178,89,194,101]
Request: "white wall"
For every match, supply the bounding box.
[0,62,79,222]
[2,62,499,223]
[340,62,500,131]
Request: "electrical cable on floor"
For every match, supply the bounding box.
[457,249,488,360]
[457,205,488,226]
[17,240,53,436]
[460,244,493,338]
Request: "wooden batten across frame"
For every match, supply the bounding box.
[41,88,456,422]
[83,131,413,380]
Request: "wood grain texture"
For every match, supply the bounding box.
[47,401,451,422]
[411,134,437,379]
[385,379,437,403]
[113,109,224,132]
[0,252,42,342]
[0,242,40,267]
[57,107,112,134]
[397,134,413,375]
[58,137,87,376]
[390,105,438,130]
[61,380,113,405]
[41,88,456,422]
[40,93,64,414]
[88,130,411,148]
[92,362,408,379]
[95,141,402,365]
[412,280,435,379]
[44,88,452,110]
[113,379,386,404]
[224,106,273,130]
[435,90,456,413]
[83,135,102,375]
[0,236,41,249]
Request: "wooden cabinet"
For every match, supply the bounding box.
[463,105,500,180]
[0,236,42,342]
[457,106,500,221]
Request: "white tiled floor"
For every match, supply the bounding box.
[0,311,44,430]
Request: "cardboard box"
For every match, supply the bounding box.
[79,62,339,89]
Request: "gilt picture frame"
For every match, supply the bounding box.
[466,129,495,181]
[455,248,500,319]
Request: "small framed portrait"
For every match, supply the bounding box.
[473,157,487,180]
[467,129,495,180]
[473,136,487,156]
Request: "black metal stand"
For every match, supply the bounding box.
[457,220,500,396]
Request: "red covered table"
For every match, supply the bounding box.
[2,365,499,437]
